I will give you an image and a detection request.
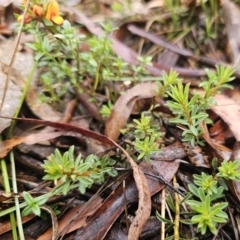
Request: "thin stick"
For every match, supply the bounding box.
[173,176,180,240]
[160,188,166,240]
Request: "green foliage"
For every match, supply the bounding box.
[199,65,234,106]
[42,146,118,194]
[186,186,228,235]
[217,160,240,181]
[22,192,48,217]
[132,56,153,81]
[155,160,240,236]
[156,70,179,98]
[193,172,218,196]
[23,19,129,104]
[122,113,162,163]
[164,0,181,26]
[165,66,234,146]
[134,136,161,163]
[185,160,240,235]
[166,81,209,145]
[133,113,162,139]
[100,101,113,118]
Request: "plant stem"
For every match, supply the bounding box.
[0,156,18,240]
[10,151,25,240]
[7,61,38,137]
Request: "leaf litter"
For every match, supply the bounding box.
[2,0,240,239]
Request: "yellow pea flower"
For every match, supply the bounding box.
[45,0,63,25]
[33,5,44,17]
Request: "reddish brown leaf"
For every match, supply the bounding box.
[0,131,65,158]
[209,119,234,144]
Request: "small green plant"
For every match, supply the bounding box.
[122,113,162,163]
[165,66,234,146]
[134,136,161,163]
[186,159,240,235]
[155,70,179,98]
[42,146,118,194]
[132,56,153,82]
[132,113,162,140]
[4,146,118,218]
[22,191,48,217]
[192,172,218,196]
[217,160,240,181]
[100,101,113,118]
[155,160,240,236]
[186,186,228,235]
[21,8,128,105]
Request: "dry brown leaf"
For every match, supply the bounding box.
[211,93,240,141]
[222,0,240,63]
[105,82,158,141]
[0,72,22,133]
[25,86,62,122]
[0,41,62,125]
[0,131,65,158]
[116,144,151,240]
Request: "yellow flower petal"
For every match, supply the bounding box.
[45,0,60,20]
[51,15,63,25]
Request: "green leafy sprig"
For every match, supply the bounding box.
[42,146,118,194]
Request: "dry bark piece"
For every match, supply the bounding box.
[150,142,186,161]
[77,92,102,122]
[182,142,210,168]
[209,119,234,144]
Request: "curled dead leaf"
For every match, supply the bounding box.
[105,82,158,141]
